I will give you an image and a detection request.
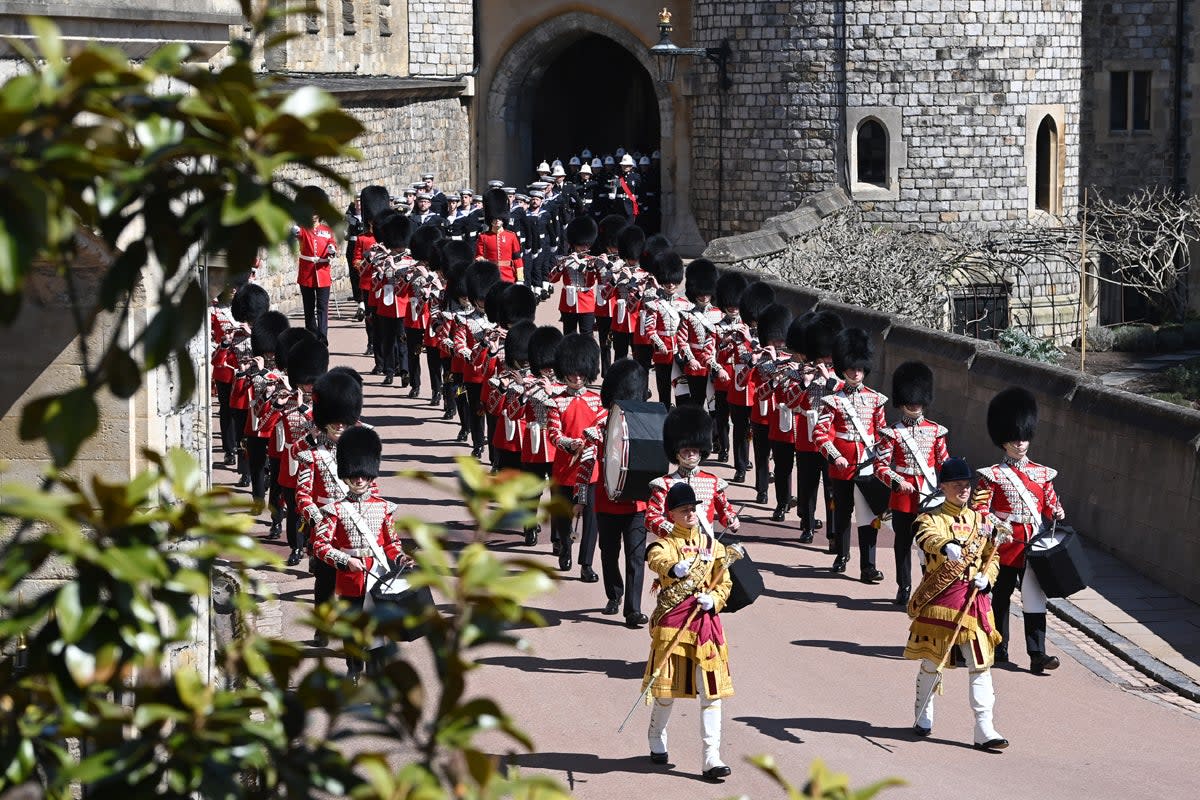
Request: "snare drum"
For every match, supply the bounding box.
[1026,524,1090,598]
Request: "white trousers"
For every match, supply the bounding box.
[914,645,1003,745]
[648,665,726,771]
[1020,562,1047,613]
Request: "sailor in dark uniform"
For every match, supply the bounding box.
[448,189,483,247]
[522,189,558,299]
[421,173,449,217]
[612,153,643,223]
[410,193,447,232]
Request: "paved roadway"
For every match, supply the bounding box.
[224,307,1200,800]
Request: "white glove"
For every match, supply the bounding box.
[943,542,963,562]
[696,592,715,611]
[672,559,693,578]
[973,573,989,591]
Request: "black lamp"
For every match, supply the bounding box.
[649,8,732,91]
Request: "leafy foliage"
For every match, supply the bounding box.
[1111,323,1159,353]
[0,10,361,467]
[996,328,1064,365]
[746,755,904,799]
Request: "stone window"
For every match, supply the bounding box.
[1026,105,1065,218]
[951,284,1010,341]
[1110,70,1152,132]
[846,107,903,201]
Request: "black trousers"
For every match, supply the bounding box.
[426,349,443,398]
[549,483,598,567]
[405,326,424,389]
[751,421,771,495]
[611,330,631,362]
[596,316,612,374]
[464,381,485,449]
[375,316,402,376]
[992,565,1049,656]
[282,486,301,549]
[892,510,918,590]
[830,477,889,570]
[364,308,377,362]
[313,558,336,608]
[232,408,249,480]
[653,363,673,409]
[729,405,751,472]
[632,343,652,373]
[267,456,284,524]
[770,440,795,508]
[494,449,523,470]
[246,435,269,502]
[562,312,595,337]
[348,264,362,303]
[215,380,236,458]
[795,451,826,534]
[597,510,647,617]
[300,285,330,342]
[713,393,731,456]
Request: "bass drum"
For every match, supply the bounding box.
[1026,524,1091,599]
[604,399,669,502]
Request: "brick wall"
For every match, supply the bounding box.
[407,0,474,76]
[264,0,409,76]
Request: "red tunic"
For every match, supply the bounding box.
[476,230,524,283]
[296,224,336,288]
[645,468,738,539]
[874,417,950,514]
[975,459,1063,568]
[547,388,604,488]
[312,491,403,598]
[548,252,599,314]
[814,384,888,482]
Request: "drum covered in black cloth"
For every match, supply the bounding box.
[1026,523,1091,599]
[604,399,668,501]
[719,534,763,614]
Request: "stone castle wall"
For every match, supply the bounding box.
[407,0,474,76]
[264,0,409,76]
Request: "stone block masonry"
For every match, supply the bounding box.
[407,0,474,77]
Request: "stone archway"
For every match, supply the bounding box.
[483,11,703,253]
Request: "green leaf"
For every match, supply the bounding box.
[277,85,337,118]
[19,388,100,468]
[106,348,142,399]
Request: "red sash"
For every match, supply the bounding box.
[619,177,639,218]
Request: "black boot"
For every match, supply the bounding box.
[770,502,787,522]
[1025,612,1060,674]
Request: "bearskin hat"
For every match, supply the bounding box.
[616,225,646,263]
[500,283,537,326]
[685,258,719,303]
[274,327,317,372]
[465,260,502,303]
[297,185,329,218]
[360,185,392,227]
[641,234,674,279]
[529,326,564,374]
[786,312,814,354]
[230,282,269,324]
[434,239,475,274]
[804,310,844,360]
[656,252,685,287]
[987,386,1038,447]
[312,369,363,429]
[484,282,508,324]
[715,271,749,311]
[738,281,776,324]
[892,361,934,409]
[832,328,874,377]
[326,365,363,386]
[595,214,628,254]
[336,425,382,480]
[758,303,793,345]
[409,224,445,263]
[504,320,536,367]
[287,337,329,387]
[566,215,598,248]
[376,213,415,251]
[483,188,510,223]
[250,310,290,357]
[662,405,714,462]
[555,333,601,383]
[600,358,647,408]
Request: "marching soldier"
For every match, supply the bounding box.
[905,457,1008,750]
[646,406,740,540]
[710,272,749,465]
[367,214,416,387]
[402,225,445,399]
[677,258,722,408]
[611,153,643,223]
[447,190,484,247]
[454,261,503,459]
[214,283,269,473]
[410,192,448,231]
[294,187,337,342]
[274,337,329,565]
[522,189,558,298]
[874,362,950,605]
[721,281,774,489]
[420,172,449,217]
[520,326,565,554]
[976,387,1066,674]
[750,303,793,519]
[549,216,601,336]
[476,188,525,284]
[643,251,689,408]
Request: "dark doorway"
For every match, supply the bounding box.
[531,35,660,165]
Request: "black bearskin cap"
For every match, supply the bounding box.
[484,282,507,324]
[596,215,628,253]
[274,327,317,371]
[987,386,1038,447]
[287,337,329,387]
[685,258,719,302]
[786,312,813,354]
[435,239,475,273]
[529,326,564,373]
[465,260,502,303]
[832,328,874,377]
[566,215,598,248]
[500,283,537,326]
[804,310,844,360]
[662,405,714,462]
[504,320,536,367]
[892,361,934,409]
[377,213,415,251]
[600,358,647,408]
[738,281,776,324]
[616,225,646,263]
[555,333,601,383]
[231,283,269,324]
[757,303,793,345]
[312,369,363,429]
[297,185,329,217]
[336,425,382,480]
[409,224,445,263]
[250,310,290,357]
[483,188,510,223]
[715,272,749,311]
[360,185,392,227]
[640,234,673,279]
[656,252,685,286]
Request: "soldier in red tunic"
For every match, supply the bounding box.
[814,328,890,581]
[294,186,337,342]
[643,251,690,408]
[455,261,502,459]
[976,387,1066,674]
[476,188,524,284]
[874,362,950,605]
[402,225,445,399]
[270,335,329,558]
[215,283,268,475]
[549,216,601,336]
[244,311,291,512]
[710,272,749,466]
[609,225,646,364]
[519,326,565,551]
[677,258,722,408]
[487,320,536,473]
[646,406,740,541]
[722,281,774,488]
[548,334,604,579]
[751,303,794,520]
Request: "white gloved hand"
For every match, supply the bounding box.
[973,573,990,591]
[672,559,693,578]
[695,592,715,611]
[943,542,963,561]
